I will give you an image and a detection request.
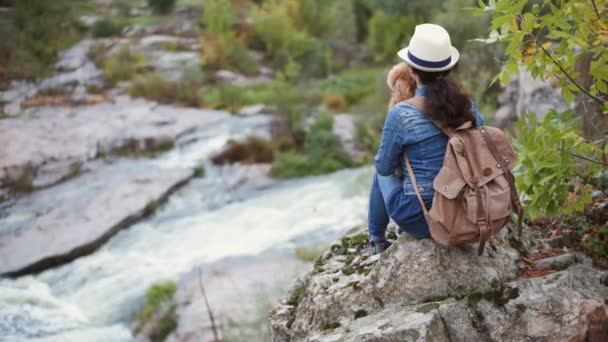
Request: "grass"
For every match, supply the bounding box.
[134,281,178,335]
[126,15,170,27]
[102,46,147,85]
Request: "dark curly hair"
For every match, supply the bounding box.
[411,68,476,129]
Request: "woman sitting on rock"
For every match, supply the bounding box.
[368,23,485,255]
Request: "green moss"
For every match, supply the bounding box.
[149,308,178,342]
[114,139,175,159]
[467,286,520,307]
[13,174,34,193]
[134,281,178,335]
[320,321,341,331]
[286,279,309,308]
[422,295,449,303]
[353,309,368,319]
[346,281,360,290]
[193,165,205,178]
[343,254,355,266]
[144,200,159,216]
[342,266,356,276]
[340,233,369,250]
[416,302,440,313]
[58,164,82,183]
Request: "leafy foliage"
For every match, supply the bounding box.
[147,0,176,14]
[476,0,608,106]
[479,0,608,218]
[91,18,123,38]
[515,111,601,218]
[200,0,259,75]
[271,113,355,178]
[0,0,82,81]
[366,11,417,62]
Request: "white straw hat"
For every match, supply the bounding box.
[397,23,459,72]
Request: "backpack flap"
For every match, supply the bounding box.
[433,166,466,199]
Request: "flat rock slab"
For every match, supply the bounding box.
[0,97,229,192]
[0,160,193,276]
[532,252,580,271]
[159,252,310,342]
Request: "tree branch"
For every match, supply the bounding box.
[536,41,606,106]
[591,0,601,19]
[198,267,221,342]
[570,152,608,167]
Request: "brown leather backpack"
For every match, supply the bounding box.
[403,98,523,255]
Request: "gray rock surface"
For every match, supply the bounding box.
[478,264,608,341]
[270,223,608,341]
[162,253,310,342]
[0,97,228,194]
[0,161,193,276]
[495,68,571,128]
[307,304,449,342]
[332,114,365,162]
[531,252,580,271]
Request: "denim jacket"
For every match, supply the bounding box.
[374,87,485,197]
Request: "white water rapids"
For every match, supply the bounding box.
[0,115,373,341]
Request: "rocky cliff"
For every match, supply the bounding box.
[270,224,608,341]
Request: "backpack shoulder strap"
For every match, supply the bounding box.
[404,153,429,218]
[478,127,524,234]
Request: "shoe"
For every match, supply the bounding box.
[368,240,391,256]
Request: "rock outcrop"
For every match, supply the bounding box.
[0,97,228,197]
[0,161,193,276]
[270,224,608,341]
[494,68,570,129]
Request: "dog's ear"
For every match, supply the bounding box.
[387,63,410,90]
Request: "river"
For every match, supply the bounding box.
[0,114,373,341]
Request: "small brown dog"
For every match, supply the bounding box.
[386,63,417,178]
[387,62,417,109]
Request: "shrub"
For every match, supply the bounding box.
[130,68,207,107]
[211,136,275,165]
[175,65,207,106]
[2,0,82,80]
[366,11,417,62]
[284,31,328,78]
[129,73,176,103]
[318,68,382,107]
[271,113,355,178]
[102,46,147,84]
[200,0,259,75]
[325,0,358,44]
[323,93,347,112]
[147,0,176,14]
[199,84,247,113]
[201,33,260,75]
[201,0,235,35]
[92,18,123,38]
[250,3,294,58]
[514,111,602,219]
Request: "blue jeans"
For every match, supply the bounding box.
[368,173,433,242]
